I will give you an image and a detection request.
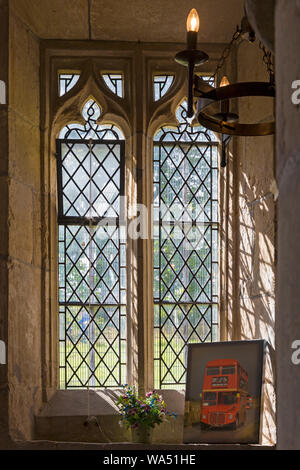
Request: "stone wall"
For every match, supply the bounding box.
[0,0,10,449]
[7,5,43,441]
[234,40,276,445]
[275,0,300,450]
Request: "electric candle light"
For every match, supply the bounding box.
[220,75,230,87]
[186,8,200,49]
[186,8,199,116]
[186,8,199,32]
[213,75,238,124]
[219,77,230,168]
[175,8,208,118]
[220,75,230,114]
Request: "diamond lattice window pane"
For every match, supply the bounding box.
[153,97,219,389]
[57,99,126,389]
[60,141,122,219]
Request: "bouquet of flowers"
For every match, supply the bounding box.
[116,385,176,430]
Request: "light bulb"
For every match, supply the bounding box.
[186,8,200,33]
[220,76,230,87]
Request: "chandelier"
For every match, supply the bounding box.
[174,8,275,167]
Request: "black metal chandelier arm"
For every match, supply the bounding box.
[174,49,209,119]
[194,80,275,137]
[174,7,277,155]
[221,134,231,168]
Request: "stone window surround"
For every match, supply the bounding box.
[39,39,233,414]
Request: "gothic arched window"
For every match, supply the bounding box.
[57,99,127,388]
[153,100,219,389]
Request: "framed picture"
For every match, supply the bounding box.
[183,339,266,444]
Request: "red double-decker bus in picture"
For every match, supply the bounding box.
[200,359,252,430]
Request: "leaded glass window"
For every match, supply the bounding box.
[153,99,219,389]
[195,74,215,87]
[153,74,174,101]
[57,98,127,388]
[101,73,124,98]
[59,72,80,96]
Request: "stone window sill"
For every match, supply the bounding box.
[34,389,274,449]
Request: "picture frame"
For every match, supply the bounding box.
[183,339,266,444]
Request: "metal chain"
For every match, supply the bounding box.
[212,26,242,80]
[258,41,274,82]
[212,27,275,85]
